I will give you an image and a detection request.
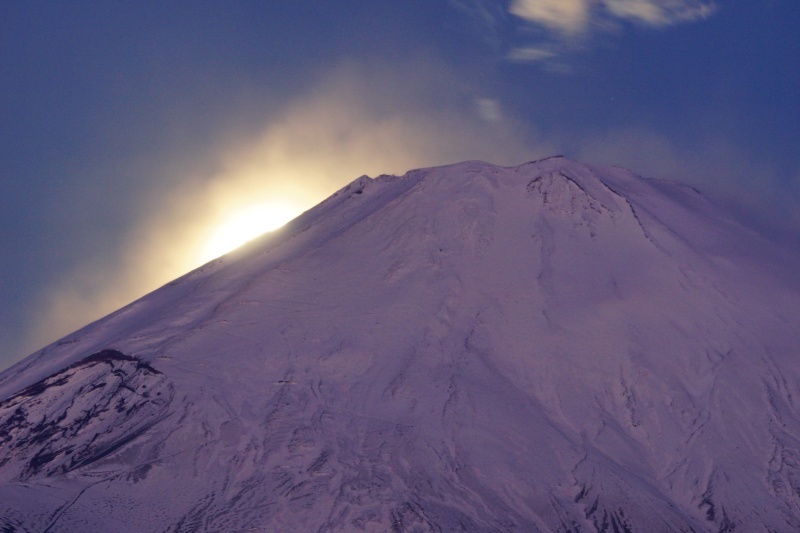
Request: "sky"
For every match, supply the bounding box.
[1,0,799,372]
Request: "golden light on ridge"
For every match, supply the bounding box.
[199,201,300,264]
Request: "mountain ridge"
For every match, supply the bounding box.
[1,157,799,532]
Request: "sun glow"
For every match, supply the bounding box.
[199,201,300,263]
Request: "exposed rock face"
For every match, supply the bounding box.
[0,158,798,532]
[0,349,173,481]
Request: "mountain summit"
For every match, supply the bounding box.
[2,157,799,532]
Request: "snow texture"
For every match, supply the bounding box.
[1,157,799,532]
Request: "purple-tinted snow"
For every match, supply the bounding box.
[1,157,799,532]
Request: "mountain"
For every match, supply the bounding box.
[1,157,799,532]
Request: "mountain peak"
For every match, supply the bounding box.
[1,158,799,532]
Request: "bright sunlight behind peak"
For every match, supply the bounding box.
[199,201,300,264]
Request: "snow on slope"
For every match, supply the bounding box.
[1,157,799,532]
[0,349,172,481]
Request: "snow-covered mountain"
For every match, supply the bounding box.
[1,157,799,532]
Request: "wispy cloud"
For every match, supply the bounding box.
[509,0,591,36]
[603,0,717,27]
[456,0,718,64]
[509,0,717,36]
[507,45,558,63]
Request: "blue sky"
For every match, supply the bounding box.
[1,0,799,371]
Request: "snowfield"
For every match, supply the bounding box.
[1,157,799,532]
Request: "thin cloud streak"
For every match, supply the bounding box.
[509,0,717,36]
[604,0,717,26]
[507,46,558,63]
[509,0,590,36]
[452,0,717,65]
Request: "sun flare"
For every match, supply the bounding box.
[199,201,300,263]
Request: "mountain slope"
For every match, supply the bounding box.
[1,157,799,532]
